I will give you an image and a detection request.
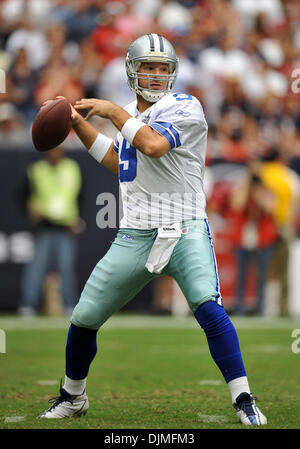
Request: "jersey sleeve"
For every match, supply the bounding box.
[149,93,207,150]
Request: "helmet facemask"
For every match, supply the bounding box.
[127,58,177,102]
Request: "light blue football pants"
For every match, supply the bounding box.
[71,219,222,330]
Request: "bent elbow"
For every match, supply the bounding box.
[142,143,166,158]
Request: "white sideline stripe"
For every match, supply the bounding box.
[0,315,299,331]
[4,416,25,423]
[198,379,222,385]
[247,344,287,353]
[198,413,228,423]
[0,328,6,353]
[36,380,59,385]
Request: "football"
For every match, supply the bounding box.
[32,98,72,152]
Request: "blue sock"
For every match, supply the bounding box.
[65,324,98,380]
[194,301,246,383]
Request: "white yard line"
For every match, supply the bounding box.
[197,413,228,423]
[4,416,25,423]
[198,379,222,385]
[36,380,59,385]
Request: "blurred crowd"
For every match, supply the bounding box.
[0,0,299,150]
[1,0,300,316]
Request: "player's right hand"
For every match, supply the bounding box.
[41,96,83,126]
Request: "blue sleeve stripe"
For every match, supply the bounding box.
[150,123,176,149]
[113,138,119,154]
[153,121,181,147]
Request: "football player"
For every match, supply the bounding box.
[38,34,267,425]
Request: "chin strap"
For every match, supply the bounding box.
[138,88,166,103]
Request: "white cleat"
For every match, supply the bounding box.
[37,387,89,419]
[233,392,267,425]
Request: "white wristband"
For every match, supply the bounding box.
[88,133,113,163]
[121,117,146,144]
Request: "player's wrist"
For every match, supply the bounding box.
[88,132,113,163]
[107,104,123,121]
[121,117,146,144]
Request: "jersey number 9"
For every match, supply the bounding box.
[119,140,137,182]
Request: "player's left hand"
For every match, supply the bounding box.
[74,98,116,120]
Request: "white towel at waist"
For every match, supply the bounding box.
[145,223,182,274]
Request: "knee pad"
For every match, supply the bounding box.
[71,300,101,330]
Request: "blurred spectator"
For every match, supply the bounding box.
[198,28,252,84]
[91,5,133,64]
[178,9,210,62]
[1,0,53,27]
[97,55,135,107]
[220,77,256,116]
[259,148,300,316]
[8,47,38,123]
[230,161,277,315]
[5,17,49,70]
[254,93,286,152]
[64,0,99,43]
[44,22,80,67]
[34,65,84,108]
[77,36,104,98]
[173,44,197,93]
[18,147,83,317]
[281,94,300,131]
[214,79,256,163]
[114,0,154,37]
[218,128,250,163]
[47,0,75,25]
[156,0,193,36]
[279,32,299,79]
[132,0,162,18]
[0,102,30,147]
[231,0,285,29]
[241,57,288,103]
[196,28,253,123]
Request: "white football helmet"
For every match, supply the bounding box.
[125,34,179,103]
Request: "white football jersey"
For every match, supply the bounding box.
[114,92,208,229]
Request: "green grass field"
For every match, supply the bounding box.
[0,313,299,430]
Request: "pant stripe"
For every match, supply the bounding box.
[204,218,222,305]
